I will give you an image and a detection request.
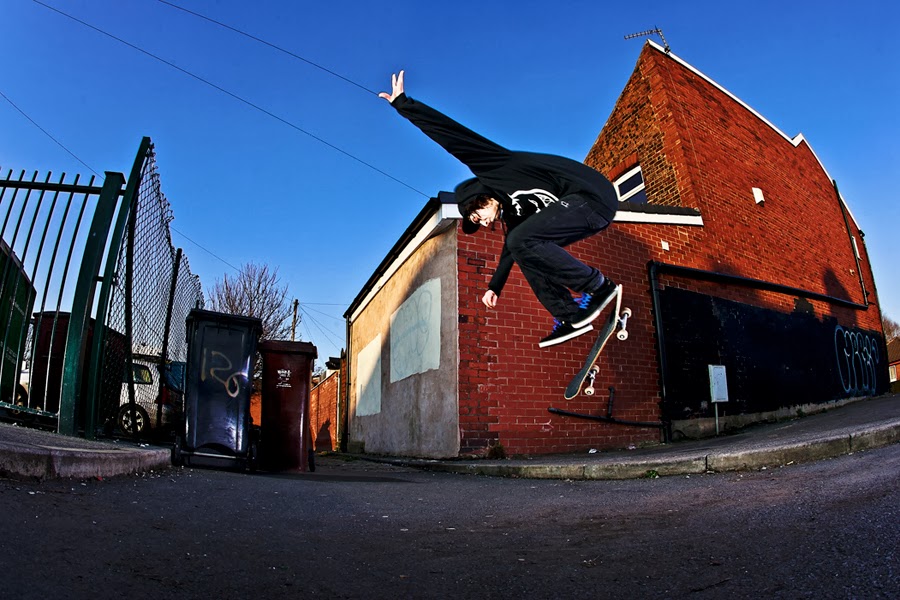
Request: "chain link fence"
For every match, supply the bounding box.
[99,141,204,439]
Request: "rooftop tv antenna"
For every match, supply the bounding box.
[624,27,670,53]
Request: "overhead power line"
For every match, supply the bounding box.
[170,226,241,273]
[297,303,346,352]
[0,88,100,177]
[1,89,255,275]
[32,0,429,198]
[155,0,380,96]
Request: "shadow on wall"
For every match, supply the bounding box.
[316,419,332,452]
[823,267,851,304]
[823,267,861,329]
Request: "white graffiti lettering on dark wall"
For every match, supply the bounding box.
[834,326,879,395]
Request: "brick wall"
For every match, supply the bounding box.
[588,60,687,210]
[250,390,261,427]
[457,224,504,455]
[457,221,666,456]
[587,45,881,333]
[453,43,883,457]
[310,371,338,451]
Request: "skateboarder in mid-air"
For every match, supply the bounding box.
[380,71,619,347]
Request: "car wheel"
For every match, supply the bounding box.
[10,385,35,423]
[117,404,149,435]
[15,384,28,408]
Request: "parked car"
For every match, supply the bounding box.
[118,358,185,436]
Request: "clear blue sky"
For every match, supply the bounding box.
[2,0,898,364]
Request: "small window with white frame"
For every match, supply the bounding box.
[613,165,648,204]
[890,364,897,382]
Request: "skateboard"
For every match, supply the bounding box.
[564,284,631,400]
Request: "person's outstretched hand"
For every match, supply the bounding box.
[378,70,405,103]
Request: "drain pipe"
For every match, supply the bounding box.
[340,317,351,453]
[833,179,868,307]
[647,261,672,441]
[548,386,668,432]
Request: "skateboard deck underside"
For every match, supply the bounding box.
[564,285,623,400]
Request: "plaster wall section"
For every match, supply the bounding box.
[348,228,460,458]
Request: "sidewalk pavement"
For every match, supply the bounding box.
[1,394,898,481]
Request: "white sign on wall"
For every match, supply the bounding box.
[390,278,441,383]
[356,335,382,416]
[708,365,729,403]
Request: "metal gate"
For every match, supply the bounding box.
[0,137,204,438]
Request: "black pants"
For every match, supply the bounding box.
[505,194,611,322]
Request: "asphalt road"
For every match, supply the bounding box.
[1,445,897,599]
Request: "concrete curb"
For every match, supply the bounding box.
[851,421,900,452]
[2,396,896,481]
[373,420,900,480]
[0,441,171,481]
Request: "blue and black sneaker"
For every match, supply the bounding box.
[571,278,617,329]
[538,318,593,348]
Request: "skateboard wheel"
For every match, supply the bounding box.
[622,307,632,318]
[585,387,595,396]
[617,330,629,341]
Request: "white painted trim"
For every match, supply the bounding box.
[444,203,462,219]
[646,40,861,229]
[614,210,704,226]
[617,164,643,181]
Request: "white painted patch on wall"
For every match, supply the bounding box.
[356,335,382,416]
[390,277,441,382]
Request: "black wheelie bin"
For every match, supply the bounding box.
[173,309,262,471]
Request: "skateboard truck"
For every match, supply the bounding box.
[616,308,631,341]
[583,308,631,396]
[583,366,600,396]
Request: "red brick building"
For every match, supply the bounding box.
[344,42,887,458]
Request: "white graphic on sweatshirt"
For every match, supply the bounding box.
[508,188,559,217]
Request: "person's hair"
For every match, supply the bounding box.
[460,194,495,219]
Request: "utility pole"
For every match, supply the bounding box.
[291,299,299,341]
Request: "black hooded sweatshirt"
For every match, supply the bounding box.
[391,93,617,295]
